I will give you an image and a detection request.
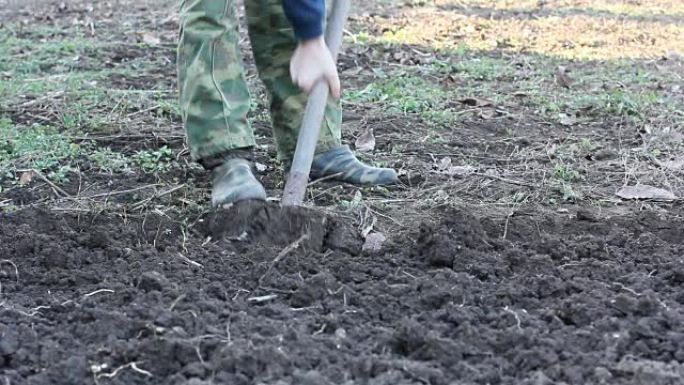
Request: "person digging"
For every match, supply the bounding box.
[178,0,399,206]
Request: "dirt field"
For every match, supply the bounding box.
[1,0,683,384]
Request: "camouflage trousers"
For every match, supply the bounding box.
[177,0,343,165]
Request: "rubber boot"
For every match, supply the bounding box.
[310,145,398,186]
[211,158,267,206]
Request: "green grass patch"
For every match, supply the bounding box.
[133,146,174,173]
[0,117,79,182]
[345,75,458,125]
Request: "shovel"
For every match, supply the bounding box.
[281,0,351,207]
[205,0,352,249]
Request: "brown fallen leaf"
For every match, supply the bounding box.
[437,157,452,171]
[19,171,34,185]
[362,232,386,253]
[479,108,497,120]
[616,185,677,201]
[141,33,161,46]
[436,157,476,176]
[558,113,577,126]
[355,129,375,153]
[458,97,493,107]
[442,74,458,85]
[662,157,684,171]
[445,165,476,176]
[555,66,572,88]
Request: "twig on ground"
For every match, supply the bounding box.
[473,172,536,188]
[247,294,279,303]
[84,289,115,298]
[76,184,161,200]
[503,306,523,330]
[502,211,514,239]
[168,294,186,311]
[127,104,161,118]
[0,259,19,296]
[177,253,203,268]
[258,233,310,286]
[130,363,153,377]
[96,362,153,379]
[17,169,71,198]
[131,184,186,209]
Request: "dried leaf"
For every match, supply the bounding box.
[555,66,572,88]
[19,171,33,185]
[559,113,577,126]
[479,108,496,120]
[458,97,493,107]
[361,217,377,238]
[141,33,161,45]
[362,232,386,253]
[437,157,452,171]
[546,143,558,157]
[442,74,458,85]
[616,185,677,201]
[436,157,475,176]
[445,165,476,176]
[254,162,267,172]
[662,157,684,171]
[355,129,375,152]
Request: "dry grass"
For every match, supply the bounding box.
[367,0,684,59]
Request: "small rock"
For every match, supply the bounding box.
[0,329,19,356]
[612,294,638,314]
[86,232,110,249]
[576,209,598,222]
[293,370,333,385]
[594,366,613,383]
[61,355,89,384]
[138,271,168,292]
[362,233,386,253]
[186,379,213,385]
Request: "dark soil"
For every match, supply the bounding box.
[2,205,684,385]
[2,0,684,384]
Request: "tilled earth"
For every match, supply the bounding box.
[2,203,684,385]
[2,0,684,384]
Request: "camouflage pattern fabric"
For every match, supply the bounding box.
[177,0,342,164]
[311,145,399,185]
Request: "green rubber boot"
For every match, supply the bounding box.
[211,158,267,206]
[310,145,399,186]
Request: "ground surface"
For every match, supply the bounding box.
[1,0,683,384]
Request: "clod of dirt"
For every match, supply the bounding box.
[290,272,340,308]
[186,380,213,385]
[416,208,495,268]
[41,245,70,269]
[616,357,684,385]
[293,370,334,385]
[417,224,456,267]
[201,201,365,254]
[200,201,328,250]
[138,271,169,292]
[520,371,555,385]
[324,217,363,255]
[391,318,430,357]
[0,327,19,363]
[84,231,110,249]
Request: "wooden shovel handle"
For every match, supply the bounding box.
[281,0,351,207]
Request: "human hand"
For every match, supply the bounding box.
[290,36,341,99]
